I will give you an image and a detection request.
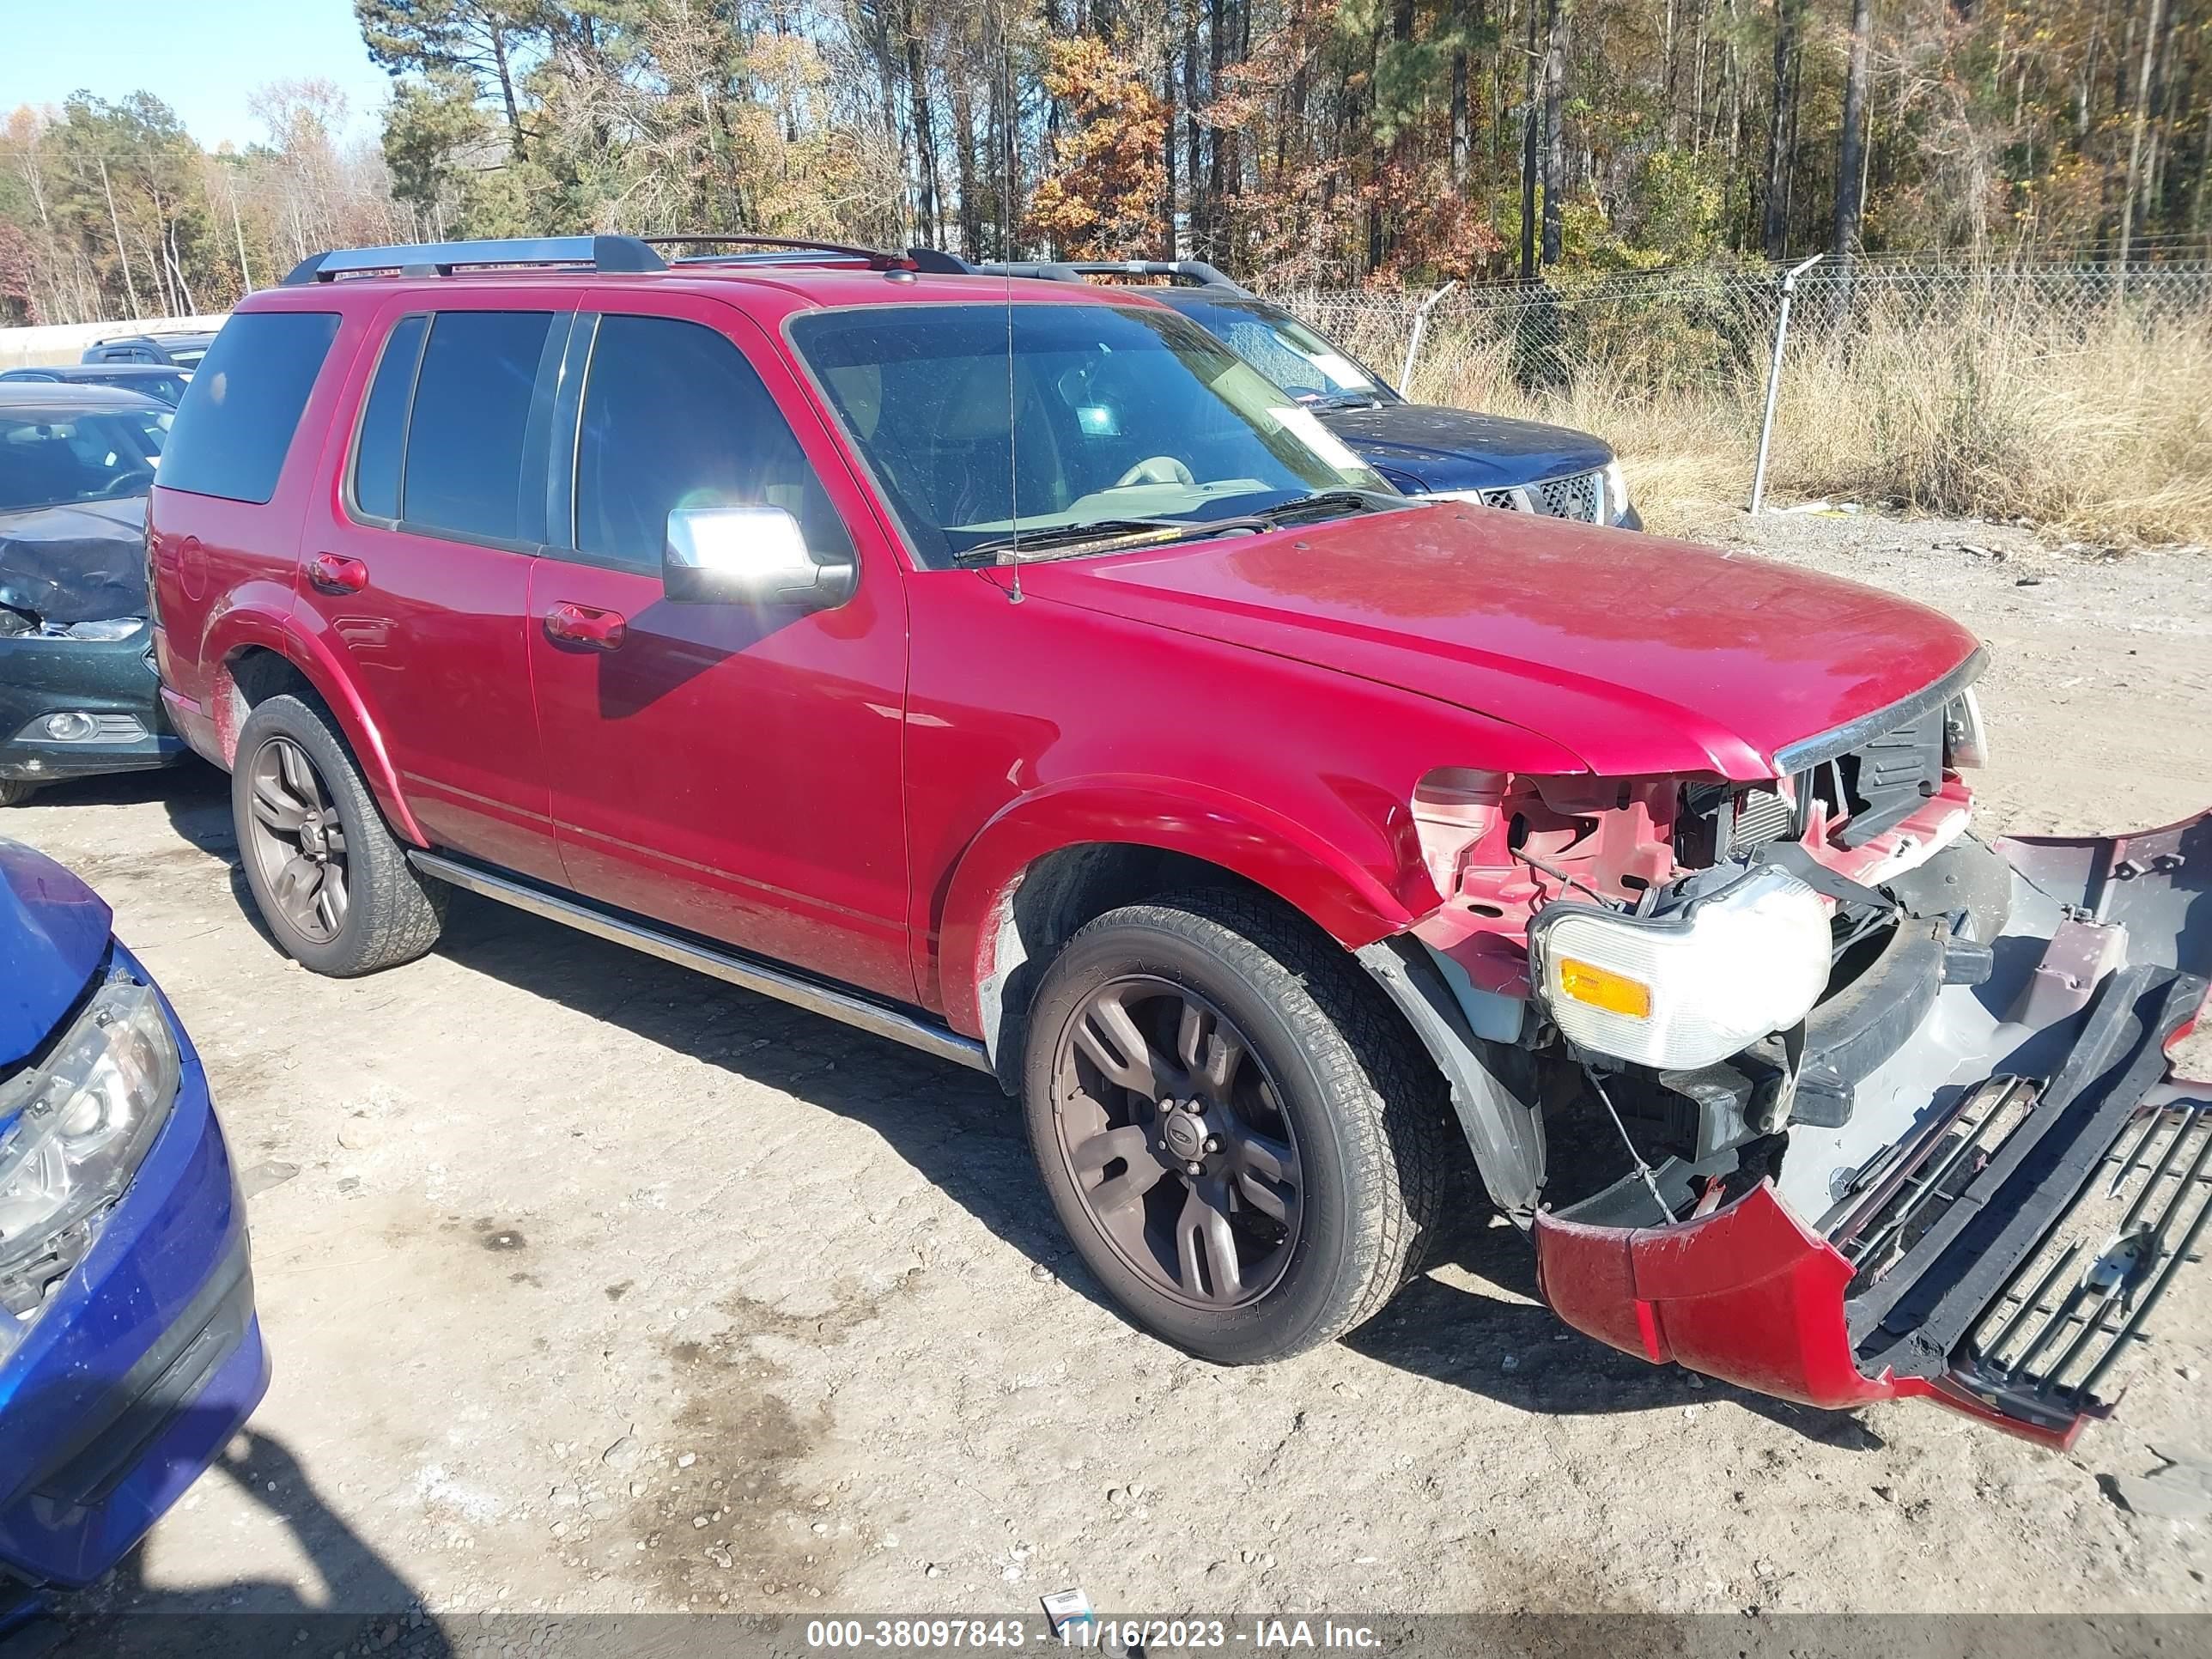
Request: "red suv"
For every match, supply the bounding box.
[149,235,2209,1445]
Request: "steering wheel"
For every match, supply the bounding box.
[1114,456,1196,489]
[93,467,157,500]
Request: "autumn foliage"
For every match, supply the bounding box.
[1025,39,1171,259]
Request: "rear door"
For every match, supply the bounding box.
[524,291,914,1001]
[295,294,574,883]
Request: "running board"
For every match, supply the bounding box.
[408,851,994,1076]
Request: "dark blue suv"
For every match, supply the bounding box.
[0,837,264,1592]
[978,261,1641,531]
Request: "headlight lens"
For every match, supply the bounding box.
[60,617,146,642]
[1530,865,1831,1070]
[1602,460,1630,520]
[0,973,180,1343]
[1944,688,1989,769]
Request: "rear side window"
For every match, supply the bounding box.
[400,311,557,545]
[350,315,428,521]
[159,312,339,503]
[573,313,852,570]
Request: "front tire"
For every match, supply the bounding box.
[0,780,38,807]
[1022,890,1451,1364]
[232,694,445,976]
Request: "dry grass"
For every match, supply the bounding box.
[1410,299,2212,545]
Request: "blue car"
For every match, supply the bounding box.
[0,836,264,1591]
[973,260,1643,530]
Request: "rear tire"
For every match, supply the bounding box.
[1021,889,1453,1364]
[232,694,445,976]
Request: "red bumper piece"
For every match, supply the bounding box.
[1533,1183,2086,1447]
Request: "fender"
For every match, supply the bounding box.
[202,602,428,848]
[935,773,1419,1051]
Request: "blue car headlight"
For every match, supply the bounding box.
[0,970,180,1349]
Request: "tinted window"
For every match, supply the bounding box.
[401,311,556,544]
[1170,297,1391,403]
[351,315,427,521]
[574,314,852,569]
[791,303,1383,567]
[159,311,339,503]
[0,407,168,512]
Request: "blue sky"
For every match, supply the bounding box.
[0,0,397,149]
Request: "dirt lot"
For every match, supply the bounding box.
[7,511,2211,1628]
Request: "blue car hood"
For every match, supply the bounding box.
[1318,402,1613,495]
[0,840,109,1068]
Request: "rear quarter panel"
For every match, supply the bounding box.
[150,295,380,762]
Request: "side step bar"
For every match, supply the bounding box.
[409,851,994,1077]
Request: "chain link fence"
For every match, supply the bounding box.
[1263,262,2212,527]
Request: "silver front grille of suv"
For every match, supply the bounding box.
[1471,471,1604,524]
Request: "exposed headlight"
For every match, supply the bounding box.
[0,973,180,1346]
[1602,459,1630,520]
[1529,865,1831,1070]
[1944,688,1989,769]
[59,617,146,641]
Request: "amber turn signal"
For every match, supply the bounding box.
[1555,957,1654,1019]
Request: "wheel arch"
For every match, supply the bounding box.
[204,615,426,847]
[935,779,1423,1088]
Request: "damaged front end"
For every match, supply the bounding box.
[1370,652,2209,1445]
[1529,817,2209,1448]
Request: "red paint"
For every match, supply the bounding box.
[307,553,369,595]
[542,602,627,649]
[149,261,2063,1433]
[1534,1183,2090,1449]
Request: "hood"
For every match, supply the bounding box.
[0,497,149,626]
[0,839,110,1070]
[1019,502,1982,781]
[1319,404,1613,494]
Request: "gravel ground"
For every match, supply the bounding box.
[4,510,2209,1633]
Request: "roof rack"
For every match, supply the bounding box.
[646,233,906,271]
[280,232,991,288]
[972,259,1251,295]
[280,235,666,285]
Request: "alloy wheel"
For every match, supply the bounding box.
[1049,975,1303,1309]
[244,734,350,943]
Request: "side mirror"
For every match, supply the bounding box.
[662,505,857,610]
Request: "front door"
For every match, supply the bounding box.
[524,294,914,1003]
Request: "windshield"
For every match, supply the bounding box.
[1165,297,1398,407]
[0,409,169,513]
[168,346,208,369]
[790,301,1388,567]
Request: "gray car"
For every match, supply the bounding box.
[0,384,185,805]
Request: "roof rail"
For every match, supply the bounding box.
[280,235,666,285]
[974,259,1251,295]
[645,233,918,272]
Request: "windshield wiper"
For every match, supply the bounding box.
[1230,489,1394,527]
[954,518,1195,562]
[1299,391,1386,411]
[955,492,1396,566]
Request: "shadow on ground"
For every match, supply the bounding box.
[1,1427,450,1658]
[36,761,1886,1455]
[429,890,1884,1452]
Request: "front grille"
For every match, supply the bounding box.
[1532,471,1601,522]
[1826,1076,2039,1278]
[1474,471,1604,523]
[1963,1099,2212,1408]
